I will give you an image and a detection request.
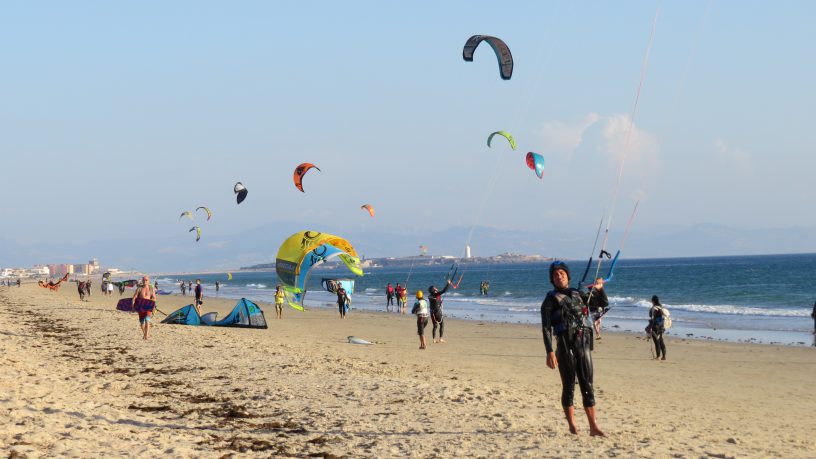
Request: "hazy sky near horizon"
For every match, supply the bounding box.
[2,1,815,256]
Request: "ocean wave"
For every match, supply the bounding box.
[246,283,268,289]
[665,303,809,318]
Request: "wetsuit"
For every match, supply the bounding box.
[811,302,815,333]
[429,283,450,340]
[585,287,608,322]
[649,306,667,359]
[386,286,394,307]
[541,287,596,408]
[337,287,349,317]
[194,284,203,306]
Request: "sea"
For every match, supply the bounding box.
[157,253,816,347]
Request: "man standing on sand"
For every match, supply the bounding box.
[428,279,452,343]
[194,279,203,316]
[385,283,395,312]
[133,276,157,340]
[541,261,604,437]
[337,284,350,319]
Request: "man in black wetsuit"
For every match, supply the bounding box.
[811,301,815,334]
[337,285,349,319]
[428,279,452,343]
[541,261,604,436]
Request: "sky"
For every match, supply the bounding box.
[1,1,815,268]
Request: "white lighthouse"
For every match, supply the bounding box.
[465,245,472,258]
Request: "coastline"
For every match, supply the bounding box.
[2,283,815,457]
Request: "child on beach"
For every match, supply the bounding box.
[411,290,429,349]
[274,285,284,319]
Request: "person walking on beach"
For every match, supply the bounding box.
[429,279,452,343]
[412,290,430,350]
[77,280,86,301]
[215,281,220,294]
[194,279,203,316]
[810,301,815,334]
[385,283,395,312]
[274,285,284,319]
[585,278,609,340]
[16,279,21,287]
[85,279,92,298]
[133,276,157,340]
[337,284,350,319]
[541,261,604,436]
[180,281,186,296]
[648,295,667,360]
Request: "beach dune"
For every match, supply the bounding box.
[1,283,814,457]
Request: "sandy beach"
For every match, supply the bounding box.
[1,282,814,458]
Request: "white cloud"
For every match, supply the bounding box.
[713,139,752,174]
[536,113,601,153]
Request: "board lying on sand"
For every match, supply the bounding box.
[348,336,373,345]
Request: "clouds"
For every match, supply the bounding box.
[713,139,752,174]
[534,113,661,200]
[536,113,602,152]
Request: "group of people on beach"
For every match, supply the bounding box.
[2,279,21,287]
[411,279,452,349]
[384,283,408,313]
[75,279,92,301]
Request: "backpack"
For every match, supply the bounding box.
[655,306,672,330]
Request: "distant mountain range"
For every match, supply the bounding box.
[1,222,813,273]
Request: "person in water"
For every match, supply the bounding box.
[274,285,284,319]
[412,290,430,349]
[648,295,667,360]
[385,283,395,312]
[133,276,157,340]
[541,261,604,437]
[337,284,350,319]
[215,281,220,294]
[810,301,815,334]
[428,279,452,343]
[585,277,609,340]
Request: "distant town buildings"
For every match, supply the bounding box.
[1,258,103,278]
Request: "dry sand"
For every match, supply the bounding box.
[1,282,814,458]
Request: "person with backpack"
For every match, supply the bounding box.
[411,290,430,349]
[648,295,668,360]
[540,261,604,437]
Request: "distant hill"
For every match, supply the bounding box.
[1,223,814,273]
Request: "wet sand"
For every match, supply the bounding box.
[1,282,814,457]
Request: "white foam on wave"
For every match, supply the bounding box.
[608,295,809,318]
[246,283,268,289]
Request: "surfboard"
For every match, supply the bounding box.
[347,336,373,345]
